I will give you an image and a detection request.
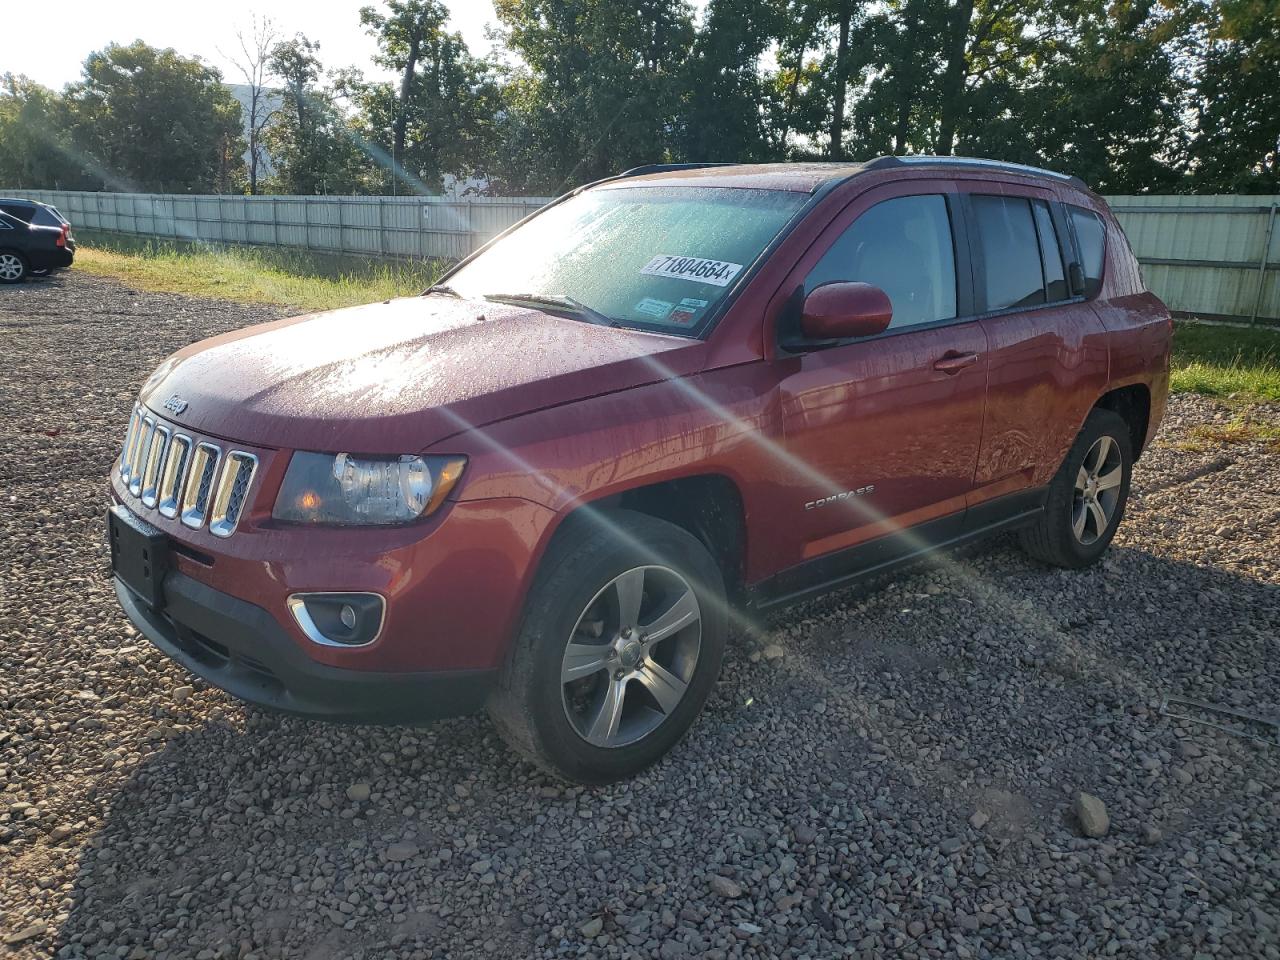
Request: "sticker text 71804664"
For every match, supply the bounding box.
[640,255,743,287]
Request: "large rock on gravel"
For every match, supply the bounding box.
[709,875,744,898]
[1073,792,1110,837]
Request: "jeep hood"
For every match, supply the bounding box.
[140,295,705,452]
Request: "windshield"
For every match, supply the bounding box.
[445,185,808,336]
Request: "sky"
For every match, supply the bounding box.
[2,0,508,91]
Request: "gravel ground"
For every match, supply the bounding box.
[2,272,1278,960]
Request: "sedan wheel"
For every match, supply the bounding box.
[0,252,28,283]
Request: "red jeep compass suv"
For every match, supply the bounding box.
[109,157,1170,783]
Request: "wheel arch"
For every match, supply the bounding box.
[539,473,749,604]
[1093,383,1151,458]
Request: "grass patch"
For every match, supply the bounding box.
[1172,321,1280,402]
[73,231,446,311]
[1176,416,1280,453]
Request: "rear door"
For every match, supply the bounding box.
[961,183,1109,518]
[765,180,989,590]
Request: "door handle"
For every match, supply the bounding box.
[933,352,979,374]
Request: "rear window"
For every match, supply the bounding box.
[31,206,65,228]
[1068,205,1106,298]
[972,195,1045,311]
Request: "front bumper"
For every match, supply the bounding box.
[117,571,497,721]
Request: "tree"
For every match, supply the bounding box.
[264,36,366,194]
[493,0,697,192]
[226,16,279,194]
[1190,0,1280,191]
[674,0,787,162]
[350,0,501,193]
[1006,0,1190,193]
[67,41,244,192]
[0,75,93,190]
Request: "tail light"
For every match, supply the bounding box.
[56,225,68,248]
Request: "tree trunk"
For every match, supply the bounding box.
[893,0,923,154]
[828,0,852,159]
[248,87,260,194]
[782,6,818,145]
[393,34,421,171]
[937,0,974,156]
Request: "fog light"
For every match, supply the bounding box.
[287,593,385,647]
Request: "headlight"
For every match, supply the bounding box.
[273,452,467,525]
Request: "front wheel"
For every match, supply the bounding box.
[1019,408,1133,568]
[488,510,726,784]
[0,251,30,284]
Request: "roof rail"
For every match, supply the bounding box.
[618,162,738,178]
[864,155,1089,191]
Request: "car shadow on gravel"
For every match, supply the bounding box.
[41,543,1280,959]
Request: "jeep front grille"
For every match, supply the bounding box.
[116,407,259,538]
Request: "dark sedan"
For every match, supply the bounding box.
[0,209,75,283]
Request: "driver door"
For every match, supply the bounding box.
[765,182,989,597]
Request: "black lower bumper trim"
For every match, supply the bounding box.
[115,573,496,722]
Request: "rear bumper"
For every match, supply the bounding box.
[31,248,74,270]
[116,572,497,722]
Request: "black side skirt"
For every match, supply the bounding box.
[751,486,1048,611]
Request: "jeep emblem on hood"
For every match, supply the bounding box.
[163,394,188,415]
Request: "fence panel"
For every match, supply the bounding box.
[6,188,1276,321]
[1108,195,1279,323]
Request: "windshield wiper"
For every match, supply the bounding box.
[425,283,462,297]
[482,292,619,327]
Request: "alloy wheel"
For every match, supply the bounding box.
[1072,435,1123,545]
[560,565,702,748]
[0,254,23,281]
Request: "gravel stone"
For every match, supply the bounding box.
[1,273,1278,959]
[709,875,744,898]
[1074,792,1111,837]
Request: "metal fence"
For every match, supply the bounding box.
[6,188,1278,322]
[7,189,551,262]
[1108,195,1279,324]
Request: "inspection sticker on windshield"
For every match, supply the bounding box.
[635,297,675,318]
[641,255,743,287]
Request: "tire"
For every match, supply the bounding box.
[0,250,30,284]
[1019,408,1133,569]
[488,509,727,784]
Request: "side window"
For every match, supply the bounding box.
[972,195,1045,310]
[0,204,35,223]
[1068,205,1106,298]
[1032,201,1068,302]
[805,194,957,332]
[0,218,12,231]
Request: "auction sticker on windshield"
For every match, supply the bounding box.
[641,255,743,287]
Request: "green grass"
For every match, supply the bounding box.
[73,231,445,311]
[1171,321,1280,402]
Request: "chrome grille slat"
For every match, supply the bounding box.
[128,417,156,497]
[209,453,258,538]
[181,442,222,530]
[157,434,193,519]
[140,425,171,507]
[119,405,142,484]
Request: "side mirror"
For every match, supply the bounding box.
[1068,261,1086,297]
[800,282,893,341]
